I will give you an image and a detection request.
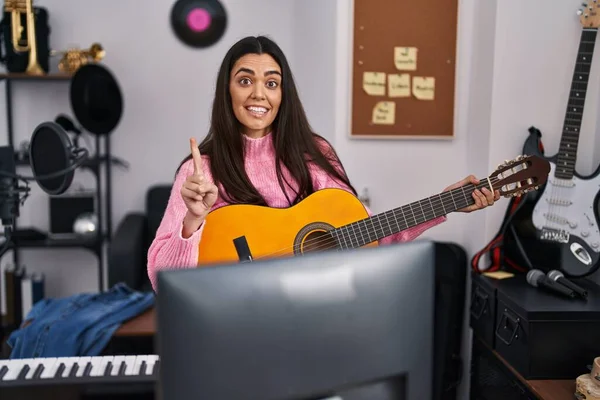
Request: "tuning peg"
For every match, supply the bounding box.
[577,8,584,15]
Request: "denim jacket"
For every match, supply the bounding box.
[8,283,154,359]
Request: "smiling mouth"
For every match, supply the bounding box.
[246,106,269,117]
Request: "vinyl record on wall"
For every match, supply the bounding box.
[170,0,227,48]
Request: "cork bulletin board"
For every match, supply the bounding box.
[350,0,459,139]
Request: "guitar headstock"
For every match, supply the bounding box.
[489,155,550,198]
[579,1,600,27]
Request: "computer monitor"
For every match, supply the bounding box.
[156,240,436,400]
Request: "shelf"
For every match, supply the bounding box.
[0,73,72,81]
[12,235,102,249]
[7,228,103,250]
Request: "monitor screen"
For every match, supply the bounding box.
[157,240,435,400]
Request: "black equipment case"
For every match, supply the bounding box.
[470,273,600,379]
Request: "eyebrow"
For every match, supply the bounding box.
[234,67,281,77]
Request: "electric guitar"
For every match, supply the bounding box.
[504,4,600,278]
[196,155,550,265]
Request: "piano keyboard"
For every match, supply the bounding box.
[0,354,159,388]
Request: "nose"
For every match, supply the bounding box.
[251,84,266,100]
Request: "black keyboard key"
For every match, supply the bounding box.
[17,364,30,380]
[0,365,8,379]
[69,363,79,377]
[83,362,93,377]
[118,362,127,376]
[153,360,160,376]
[139,361,147,375]
[104,362,113,376]
[55,363,65,378]
[33,364,44,379]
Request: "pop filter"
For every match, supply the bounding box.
[29,122,88,195]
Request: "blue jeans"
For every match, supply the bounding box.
[8,283,154,359]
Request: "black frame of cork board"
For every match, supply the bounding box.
[349,0,459,139]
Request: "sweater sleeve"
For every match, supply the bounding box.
[311,139,446,245]
[146,159,206,291]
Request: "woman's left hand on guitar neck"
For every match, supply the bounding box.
[443,175,500,213]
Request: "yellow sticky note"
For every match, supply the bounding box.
[483,271,514,280]
[372,101,395,125]
[394,47,417,71]
[388,73,411,97]
[412,77,435,100]
[362,72,386,96]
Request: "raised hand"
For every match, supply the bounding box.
[443,175,500,213]
[181,138,218,232]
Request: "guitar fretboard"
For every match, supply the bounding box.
[331,180,492,249]
[556,27,598,180]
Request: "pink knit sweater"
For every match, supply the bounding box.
[147,133,446,290]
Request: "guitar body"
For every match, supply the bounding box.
[505,132,600,277]
[197,188,375,265]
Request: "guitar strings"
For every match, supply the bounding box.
[252,175,510,261]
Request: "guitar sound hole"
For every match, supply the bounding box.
[300,230,338,254]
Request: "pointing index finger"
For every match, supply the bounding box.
[190,138,203,176]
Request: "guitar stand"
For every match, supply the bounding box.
[233,236,254,262]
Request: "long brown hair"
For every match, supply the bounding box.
[178,35,356,206]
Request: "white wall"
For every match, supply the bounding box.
[2,0,600,397]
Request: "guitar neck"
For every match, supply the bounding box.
[332,180,492,249]
[556,27,598,180]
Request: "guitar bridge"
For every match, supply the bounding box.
[539,228,569,244]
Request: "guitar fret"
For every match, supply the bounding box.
[409,204,417,225]
[360,219,371,244]
[449,192,457,210]
[460,187,468,208]
[428,197,437,218]
[438,194,447,214]
[350,224,359,247]
[391,209,401,234]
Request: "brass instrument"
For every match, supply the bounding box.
[52,43,105,74]
[4,0,44,75]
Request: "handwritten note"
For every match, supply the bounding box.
[412,76,435,100]
[362,72,386,96]
[394,47,417,71]
[372,101,395,125]
[388,73,411,97]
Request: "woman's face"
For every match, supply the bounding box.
[229,53,282,138]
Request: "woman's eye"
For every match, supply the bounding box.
[240,78,251,85]
[267,81,278,88]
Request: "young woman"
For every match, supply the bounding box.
[147,36,499,290]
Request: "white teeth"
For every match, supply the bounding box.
[247,106,267,113]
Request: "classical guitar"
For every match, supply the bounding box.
[504,4,600,278]
[196,155,550,265]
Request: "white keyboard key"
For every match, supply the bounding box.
[25,359,44,379]
[110,356,125,376]
[75,357,91,377]
[124,356,136,376]
[40,358,58,379]
[89,358,104,377]
[2,360,24,381]
[145,355,159,375]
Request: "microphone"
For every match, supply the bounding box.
[548,269,588,299]
[0,146,30,228]
[526,269,576,299]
